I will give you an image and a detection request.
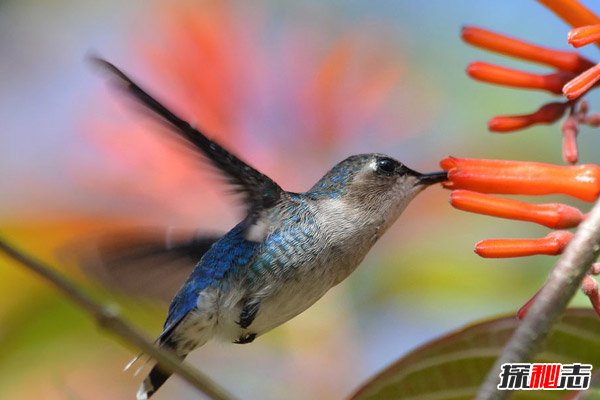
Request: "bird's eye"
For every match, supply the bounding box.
[375,158,397,175]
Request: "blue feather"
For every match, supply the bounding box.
[307,154,371,198]
[162,222,260,333]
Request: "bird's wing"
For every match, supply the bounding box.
[159,222,260,340]
[92,57,284,217]
[64,229,222,303]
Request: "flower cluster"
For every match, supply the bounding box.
[446,0,600,318]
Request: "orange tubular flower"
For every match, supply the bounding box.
[466,62,575,94]
[441,157,600,201]
[462,26,594,73]
[581,275,600,317]
[540,0,600,47]
[568,24,600,48]
[475,231,574,258]
[517,288,543,320]
[463,1,600,166]
[563,63,600,100]
[450,190,584,229]
[561,115,579,164]
[456,0,600,319]
[487,102,568,132]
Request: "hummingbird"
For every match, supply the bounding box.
[92,58,447,400]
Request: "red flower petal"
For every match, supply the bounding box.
[440,157,600,201]
[467,62,575,94]
[517,288,542,320]
[563,63,600,100]
[488,102,568,132]
[568,24,600,48]
[475,231,573,258]
[450,190,584,229]
[462,26,594,73]
[540,0,600,37]
[561,115,579,164]
[584,113,600,126]
[581,275,600,318]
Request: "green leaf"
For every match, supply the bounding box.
[351,308,600,400]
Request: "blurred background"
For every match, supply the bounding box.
[2,0,600,399]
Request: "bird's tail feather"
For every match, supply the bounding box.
[136,365,173,400]
[124,352,143,372]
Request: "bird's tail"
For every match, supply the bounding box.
[136,364,173,400]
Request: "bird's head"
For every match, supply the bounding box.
[308,153,447,226]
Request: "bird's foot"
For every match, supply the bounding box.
[237,301,260,329]
[234,333,256,344]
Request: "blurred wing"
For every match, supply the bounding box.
[70,229,222,303]
[91,57,284,217]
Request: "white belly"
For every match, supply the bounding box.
[213,235,374,342]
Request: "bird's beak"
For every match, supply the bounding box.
[416,171,448,185]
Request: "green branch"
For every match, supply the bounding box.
[0,238,237,400]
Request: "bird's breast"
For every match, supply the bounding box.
[215,197,383,340]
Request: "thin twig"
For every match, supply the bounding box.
[476,197,600,400]
[0,238,237,400]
